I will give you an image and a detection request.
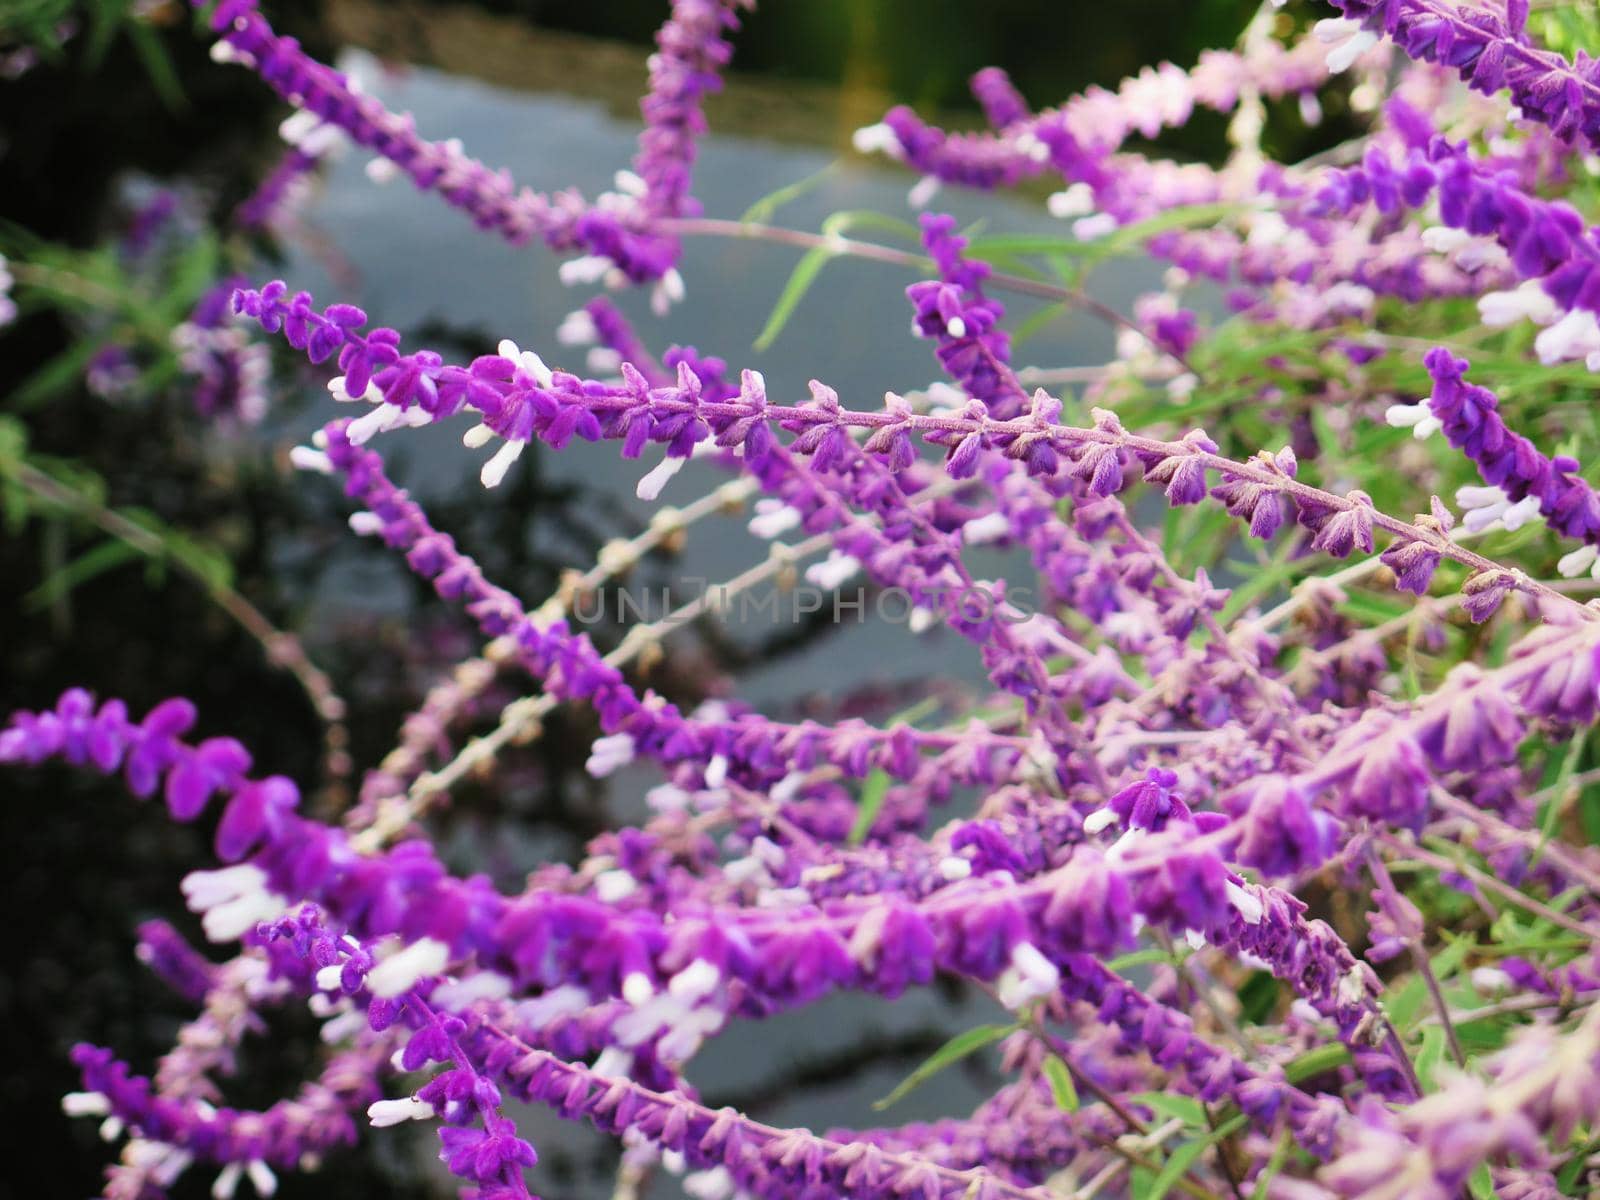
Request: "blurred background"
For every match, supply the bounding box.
[0,2,1274,1196]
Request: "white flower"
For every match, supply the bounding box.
[1082,808,1119,835]
[747,499,801,539]
[1073,212,1118,241]
[851,122,901,157]
[557,309,598,346]
[651,267,686,316]
[704,755,729,789]
[559,255,615,287]
[683,1167,737,1200]
[180,865,285,943]
[1500,494,1543,532]
[669,960,721,1003]
[1457,485,1514,532]
[1314,18,1378,72]
[996,942,1060,1009]
[908,175,941,209]
[937,855,973,881]
[962,511,1011,545]
[365,157,400,184]
[479,439,525,489]
[367,1097,436,1127]
[592,1047,634,1079]
[62,1091,110,1117]
[496,338,554,387]
[1225,880,1265,925]
[1535,308,1600,364]
[366,938,450,998]
[347,511,385,537]
[513,984,589,1028]
[1046,185,1095,220]
[430,971,512,1010]
[1558,544,1600,578]
[1478,280,1558,327]
[1420,226,1470,254]
[594,869,640,903]
[289,446,333,474]
[636,453,686,501]
[804,550,861,590]
[1384,401,1442,440]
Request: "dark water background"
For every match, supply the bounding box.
[0,2,1264,1195]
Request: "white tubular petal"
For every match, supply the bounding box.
[366,938,450,998]
[961,511,1012,545]
[1558,545,1598,577]
[938,855,973,881]
[1046,184,1095,219]
[288,447,334,474]
[1420,226,1469,253]
[430,971,513,1010]
[245,1161,277,1198]
[62,1091,111,1117]
[1500,495,1543,531]
[1326,29,1377,72]
[1384,402,1430,428]
[944,315,967,339]
[557,310,598,345]
[201,890,286,943]
[479,439,525,489]
[851,122,901,156]
[592,1047,634,1080]
[907,175,941,209]
[367,1097,436,1127]
[586,732,636,778]
[1083,808,1119,835]
[211,1162,242,1200]
[1225,880,1265,925]
[803,551,861,591]
[345,403,402,446]
[347,511,385,537]
[181,864,269,911]
[636,454,686,501]
[462,422,495,449]
[594,869,640,903]
[314,963,345,992]
[668,960,721,1002]
[518,350,554,388]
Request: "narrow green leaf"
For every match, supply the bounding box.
[1130,1091,1206,1128]
[753,245,834,352]
[871,1023,1014,1111]
[24,538,142,610]
[1144,1142,1207,1200]
[1468,1163,1494,1199]
[1413,1024,1446,1093]
[1250,1130,1293,1200]
[740,162,838,225]
[1284,1043,1352,1084]
[1041,1055,1078,1112]
[849,769,890,845]
[127,21,186,112]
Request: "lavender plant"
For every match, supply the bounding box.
[11,0,1600,1197]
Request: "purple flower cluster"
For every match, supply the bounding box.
[15,2,1600,1199]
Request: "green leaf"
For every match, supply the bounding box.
[1041,1055,1078,1112]
[753,245,835,352]
[1130,1092,1206,1128]
[1250,1130,1293,1200]
[24,537,141,610]
[1413,1025,1446,1093]
[1142,1115,1247,1200]
[871,1023,1014,1111]
[1468,1163,1494,1199]
[849,769,890,846]
[740,162,839,225]
[818,209,922,243]
[1141,1141,1208,1200]
[1284,1044,1352,1084]
[126,20,185,112]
